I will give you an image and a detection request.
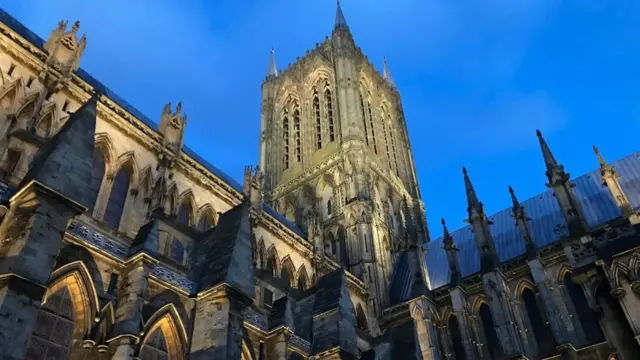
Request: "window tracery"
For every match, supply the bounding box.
[139,328,169,360]
[25,287,75,360]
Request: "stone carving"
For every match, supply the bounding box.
[151,264,196,293]
[67,220,128,258]
[243,308,268,330]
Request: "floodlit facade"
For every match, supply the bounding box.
[0,3,638,360]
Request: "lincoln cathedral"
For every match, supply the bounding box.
[0,3,638,360]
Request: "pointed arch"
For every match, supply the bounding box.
[0,77,25,111]
[355,303,368,331]
[611,260,632,287]
[515,279,537,297]
[141,304,188,360]
[557,263,574,284]
[14,91,39,125]
[47,261,100,332]
[280,255,296,287]
[34,101,57,138]
[115,151,140,190]
[176,189,196,226]
[94,132,117,176]
[629,251,640,281]
[140,165,154,198]
[104,160,133,229]
[265,245,280,277]
[196,203,216,231]
[165,183,178,215]
[296,265,309,290]
[257,237,267,270]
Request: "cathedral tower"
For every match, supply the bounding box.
[259,2,427,316]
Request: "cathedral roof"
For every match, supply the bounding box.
[0,9,243,195]
[425,150,640,289]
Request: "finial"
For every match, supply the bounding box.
[72,21,80,32]
[176,101,182,114]
[335,0,349,30]
[463,167,481,210]
[593,145,606,166]
[441,218,450,238]
[508,185,520,209]
[536,129,560,175]
[266,47,278,78]
[382,56,396,89]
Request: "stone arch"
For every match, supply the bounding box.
[114,151,140,190]
[265,245,280,277]
[281,255,296,287]
[278,90,301,109]
[628,251,640,281]
[0,77,25,111]
[176,189,197,226]
[34,101,57,138]
[196,203,216,231]
[141,304,188,360]
[94,132,117,177]
[515,278,537,297]
[355,303,369,331]
[45,261,100,340]
[165,183,179,215]
[139,165,154,199]
[296,265,309,290]
[611,260,632,288]
[13,90,39,126]
[306,68,333,97]
[556,263,574,284]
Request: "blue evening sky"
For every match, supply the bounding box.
[5,0,640,238]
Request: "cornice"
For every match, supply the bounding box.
[258,211,314,257]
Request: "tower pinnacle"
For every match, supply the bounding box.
[463,167,481,211]
[266,47,278,78]
[335,0,349,30]
[536,129,567,184]
[383,57,396,89]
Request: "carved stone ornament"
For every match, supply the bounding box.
[610,287,626,299]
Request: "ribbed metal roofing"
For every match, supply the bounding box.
[426,151,640,289]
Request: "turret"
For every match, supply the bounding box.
[536,130,588,236]
[509,185,537,259]
[463,167,499,273]
[442,218,461,286]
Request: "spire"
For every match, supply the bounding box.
[383,57,396,89]
[442,218,455,250]
[441,218,461,286]
[463,167,481,211]
[334,0,349,30]
[266,48,278,78]
[509,185,536,259]
[536,129,568,184]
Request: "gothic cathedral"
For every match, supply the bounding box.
[0,3,639,360]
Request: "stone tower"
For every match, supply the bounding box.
[259,2,428,319]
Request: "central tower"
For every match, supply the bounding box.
[259,2,428,316]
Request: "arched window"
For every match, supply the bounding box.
[87,148,105,213]
[266,252,276,277]
[170,238,185,264]
[104,165,131,229]
[356,304,368,331]
[367,101,377,154]
[297,271,307,291]
[35,114,52,138]
[294,108,301,163]
[563,272,604,344]
[479,303,501,359]
[283,112,290,169]
[197,212,213,231]
[139,328,169,360]
[448,315,466,360]
[314,92,322,149]
[328,233,337,256]
[359,93,369,145]
[338,228,348,267]
[382,118,392,169]
[327,199,332,216]
[389,122,399,176]
[281,267,291,287]
[177,200,191,226]
[325,88,335,142]
[25,287,75,359]
[522,288,556,357]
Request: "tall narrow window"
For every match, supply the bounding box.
[359,93,369,145]
[314,92,322,150]
[383,119,392,169]
[563,272,604,344]
[294,107,301,162]
[479,304,501,359]
[25,287,75,359]
[3,148,21,181]
[389,122,399,176]
[87,149,105,213]
[283,112,290,169]
[522,288,556,357]
[448,315,466,360]
[327,199,332,216]
[197,213,212,231]
[325,88,335,142]
[104,166,131,229]
[367,101,377,154]
[177,200,190,225]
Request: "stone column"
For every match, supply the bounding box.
[109,254,157,360]
[190,285,252,360]
[0,181,86,359]
[449,288,478,360]
[528,260,581,346]
[481,271,524,358]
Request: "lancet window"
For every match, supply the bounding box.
[389,121,399,176]
[25,287,75,360]
[367,100,377,154]
[139,328,169,360]
[104,165,131,229]
[382,118,392,169]
[359,93,369,145]
[314,91,322,149]
[325,88,335,142]
[283,111,290,169]
[294,107,301,163]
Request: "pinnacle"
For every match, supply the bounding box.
[266,47,278,78]
[536,129,542,137]
[593,145,606,165]
[335,0,349,30]
[382,57,397,89]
